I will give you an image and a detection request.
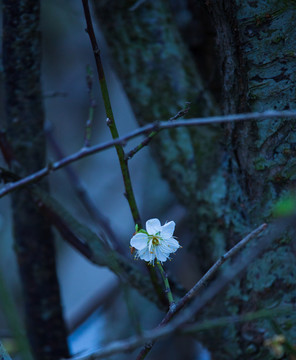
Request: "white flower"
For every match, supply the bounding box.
[130,218,180,264]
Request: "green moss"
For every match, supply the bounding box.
[254,157,268,171]
[271,34,285,44]
[246,246,296,292]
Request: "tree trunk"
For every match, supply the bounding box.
[93,0,296,358]
[203,1,296,358]
[2,2,69,359]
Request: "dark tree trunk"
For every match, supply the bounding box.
[93,0,296,358]
[2,2,69,359]
[203,1,296,359]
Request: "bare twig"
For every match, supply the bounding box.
[43,91,67,98]
[183,306,292,334]
[175,223,267,313]
[1,110,296,199]
[129,0,149,11]
[124,130,158,161]
[125,105,190,160]
[67,280,120,334]
[84,65,97,147]
[46,125,124,254]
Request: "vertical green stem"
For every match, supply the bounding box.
[156,262,174,307]
[84,65,96,147]
[82,0,165,304]
[82,0,141,226]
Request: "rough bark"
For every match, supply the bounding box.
[2,2,69,359]
[200,1,296,359]
[93,0,296,359]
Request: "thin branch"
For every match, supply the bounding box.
[1,110,296,199]
[174,223,267,314]
[125,105,190,160]
[43,91,68,98]
[136,223,267,359]
[84,65,97,147]
[183,306,292,334]
[70,216,294,360]
[82,0,141,226]
[67,280,120,334]
[125,130,158,161]
[46,125,124,254]
[129,0,149,11]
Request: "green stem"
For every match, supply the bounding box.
[82,0,141,226]
[125,131,158,160]
[100,74,141,225]
[82,0,165,304]
[156,262,174,307]
[84,65,95,147]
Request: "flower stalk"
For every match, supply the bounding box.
[156,262,174,307]
[131,218,180,309]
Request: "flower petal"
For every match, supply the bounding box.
[160,221,175,239]
[137,247,150,261]
[165,238,180,253]
[130,233,148,250]
[155,247,168,262]
[146,218,161,235]
[138,247,156,263]
[158,243,172,256]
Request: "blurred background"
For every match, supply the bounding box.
[0,0,199,358]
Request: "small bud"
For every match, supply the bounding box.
[130,246,135,255]
[106,118,112,126]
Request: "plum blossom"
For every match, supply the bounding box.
[130,218,180,264]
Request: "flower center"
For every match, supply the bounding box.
[151,235,160,246]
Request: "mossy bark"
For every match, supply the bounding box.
[2,2,69,359]
[211,1,296,359]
